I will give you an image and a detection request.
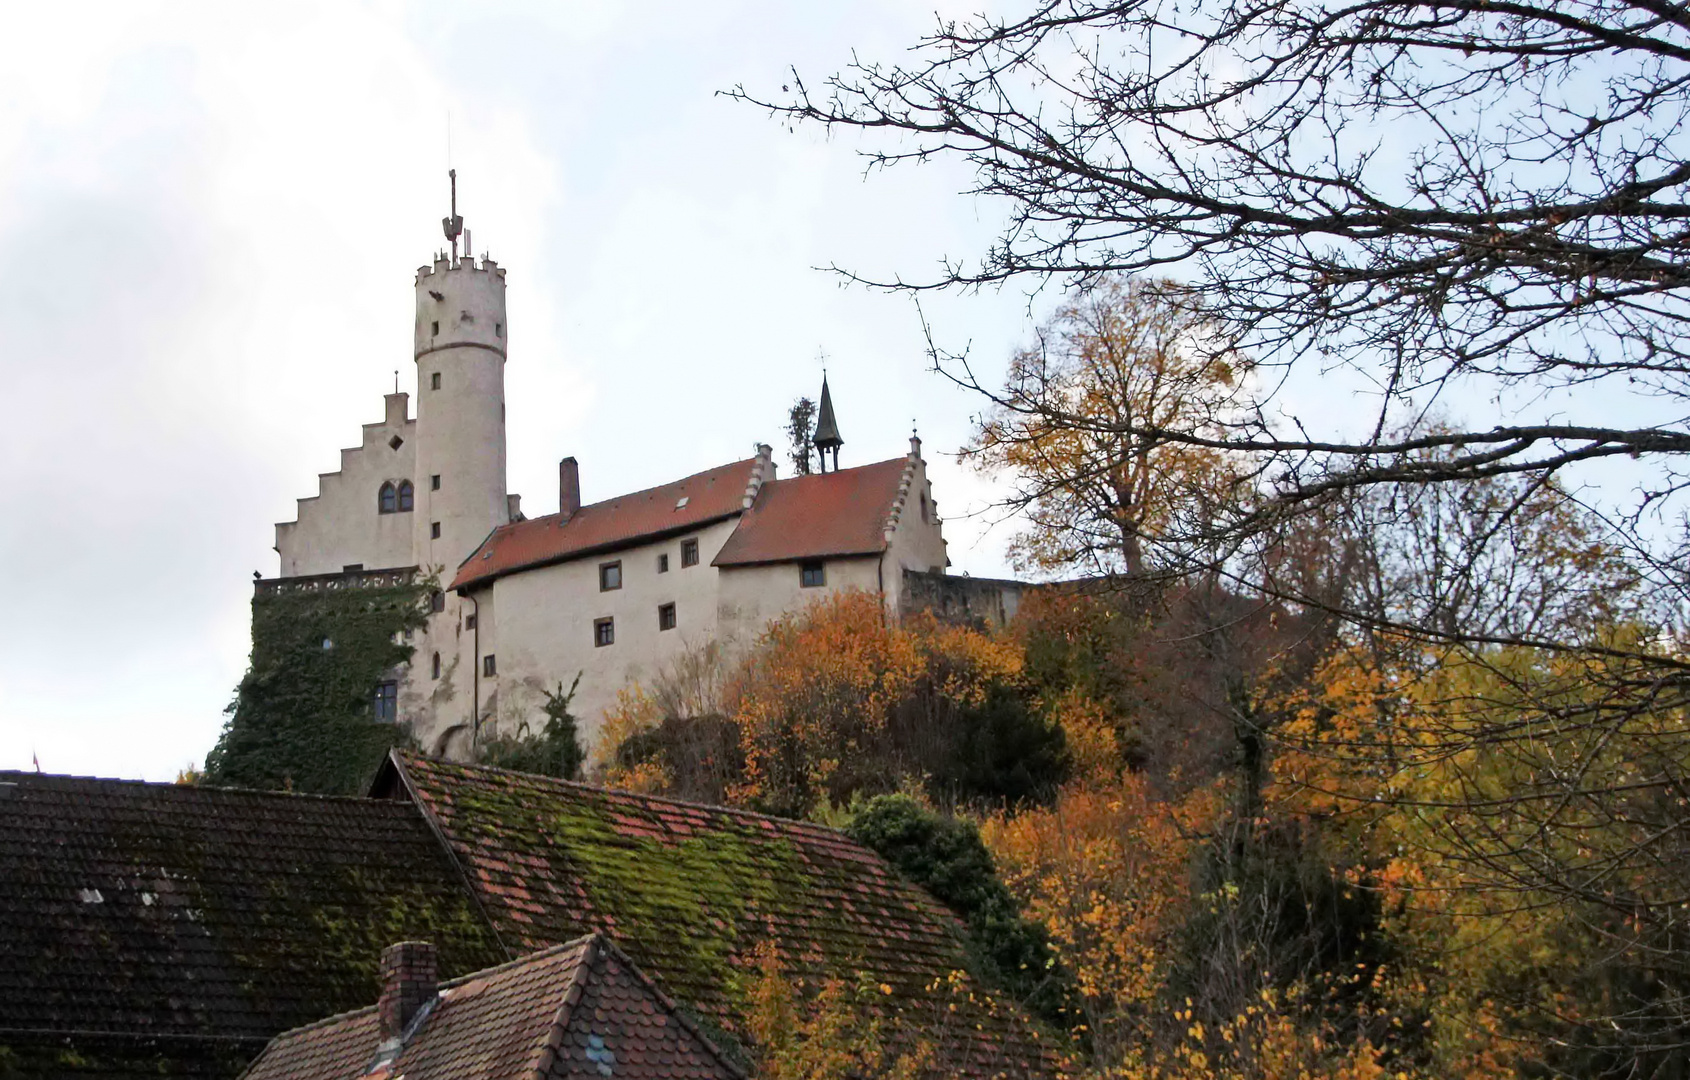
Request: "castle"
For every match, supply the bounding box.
[264,178,1018,758]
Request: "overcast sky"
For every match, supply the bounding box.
[0,1,1065,781]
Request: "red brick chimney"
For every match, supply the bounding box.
[378,941,437,1044]
[559,457,580,520]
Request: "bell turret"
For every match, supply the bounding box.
[812,375,843,473]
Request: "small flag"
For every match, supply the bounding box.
[32,750,41,773]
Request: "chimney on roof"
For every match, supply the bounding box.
[378,941,437,1046]
[559,457,580,520]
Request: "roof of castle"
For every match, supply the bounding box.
[451,458,759,591]
[712,456,908,567]
[0,770,506,1078]
[241,934,744,1080]
[377,752,1056,1078]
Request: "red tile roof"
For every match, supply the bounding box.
[452,459,759,591]
[381,752,1057,1078]
[712,457,909,567]
[241,934,744,1080]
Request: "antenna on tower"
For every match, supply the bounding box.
[443,169,464,263]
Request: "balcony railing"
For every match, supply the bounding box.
[254,566,420,598]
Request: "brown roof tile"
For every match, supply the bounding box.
[241,935,744,1080]
[711,457,909,567]
[452,459,759,591]
[383,752,1057,1078]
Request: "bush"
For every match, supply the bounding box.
[479,679,586,780]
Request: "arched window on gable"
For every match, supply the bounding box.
[378,482,397,514]
[398,480,415,512]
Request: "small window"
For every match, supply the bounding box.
[431,474,441,490]
[483,654,497,677]
[659,603,676,631]
[397,480,414,512]
[429,590,445,613]
[599,561,623,591]
[431,521,441,539]
[378,482,397,514]
[343,563,364,573]
[431,652,441,679]
[681,538,699,567]
[920,492,929,523]
[496,322,503,338]
[373,680,398,723]
[464,612,477,630]
[657,553,669,573]
[431,320,440,336]
[800,561,826,588]
[389,434,404,451]
[594,617,615,647]
[431,371,441,390]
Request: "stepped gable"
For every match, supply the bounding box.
[711,456,908,566]
[243,934,743,1080]
[379,752,1057,1078]
[0,771,506,1078]
[452,458,758,591]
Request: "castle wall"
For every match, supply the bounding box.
[274,393,416,577]
[715,555,883,648]
[472,515,743,754]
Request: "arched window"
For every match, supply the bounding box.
[378,482,397,514]
[398,480,414,512]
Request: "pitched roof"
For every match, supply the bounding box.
[452,458,758,591]
[711,456,909,566]
[380,752,1056,1078]
[0,771,506,1077]
[242,934,744,1080]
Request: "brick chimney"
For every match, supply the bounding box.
[378,941,437,1044]
[559,457,580,520]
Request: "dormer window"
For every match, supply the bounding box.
[378,482,397,514]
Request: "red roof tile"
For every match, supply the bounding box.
[241,934,745,1080]
[712,457,909,566]
[452,459,759,591]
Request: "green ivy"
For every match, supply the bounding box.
[478,677,587,779]
[203,580,429,795]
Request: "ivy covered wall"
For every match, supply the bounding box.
[204,579,429,795]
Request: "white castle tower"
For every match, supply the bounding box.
[412,170,511,572]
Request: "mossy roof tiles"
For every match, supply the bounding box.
[386,752,1057,1078]
[242,934,745,1080]
[0,770,506,1075]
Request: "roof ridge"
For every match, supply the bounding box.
[531,456,760,526]
[399,752,853,841]
[593,935,751,1080]
[526,933,601,1079]
[0,770,414,806]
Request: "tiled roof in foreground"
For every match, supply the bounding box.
[382,752,1057,1078]
[0,770,506,1078]
[242,934,743,1080]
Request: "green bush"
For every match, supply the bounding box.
[479,679,586,780]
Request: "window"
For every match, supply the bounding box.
[397,480,414,512]
[378,482,397,514]
[464,612,476,630]
[373,681,398,723]
[431,474,441,490]
[429,590,445,613]
[594,617,615,647]
[431,652,441,679]
[431,371,441,390]
[483,654,497,677]
[431,320,439,336]
[389,434,404,451]
[657,553,669,573]
[681,538,699,567]
[496,322,503,337]
[920,492,929,523]
[659,603,676,631]
[599,561,623,591]
[343,563,364,573]
[431,521,441,539]
[800,561,826,588]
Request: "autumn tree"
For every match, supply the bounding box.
[967,276,1249,578]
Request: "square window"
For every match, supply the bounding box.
[657,553,669,573]
[681,538,699,567]
[431,474,441,490]
[464,612,477,630]
[594,617,615,647]
[800,561,826,588]
[431,321,440,336]
[658,603,676,631]
[431,371,441,390]
[599,561,622,591]
[389,435,404,451]
[431,521,441,539]
[483,654,497,677]
[373,680,398,723]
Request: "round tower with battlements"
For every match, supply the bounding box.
[411,172,510,575]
